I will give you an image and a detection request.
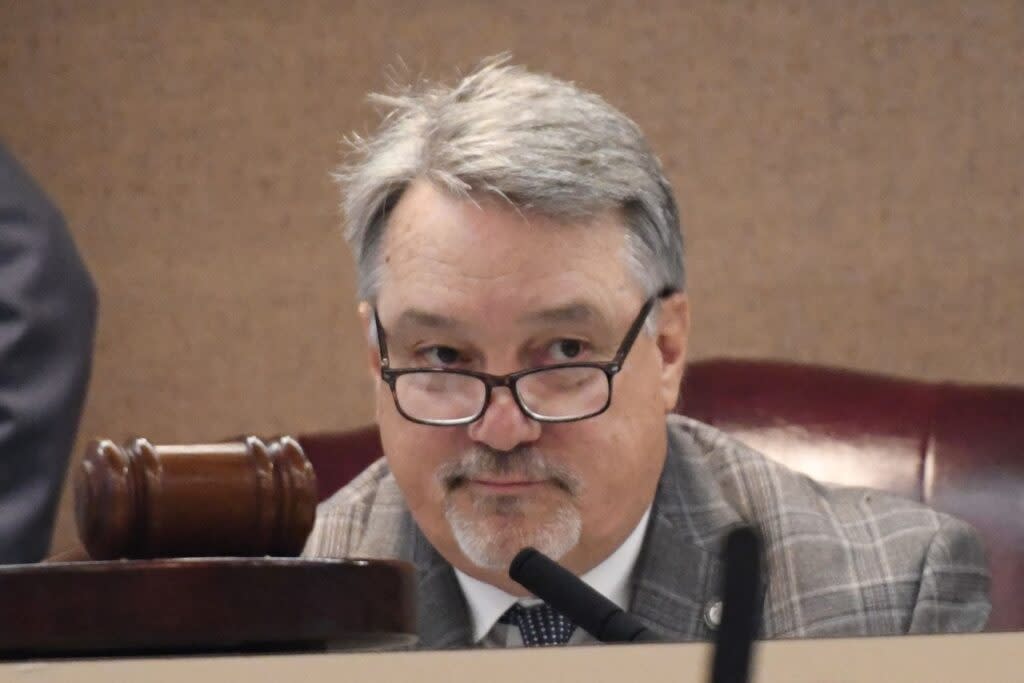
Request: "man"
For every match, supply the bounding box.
[0,143,97,563]
[304,58,990,647]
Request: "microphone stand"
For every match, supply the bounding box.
[509,525,763,683]
[709,526,762,683]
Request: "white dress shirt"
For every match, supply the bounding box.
[454,506,652,647]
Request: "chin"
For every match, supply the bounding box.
[445,497,583,571]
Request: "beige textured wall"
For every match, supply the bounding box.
[0,1,1021,554]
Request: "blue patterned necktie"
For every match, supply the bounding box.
[500,603,577,646]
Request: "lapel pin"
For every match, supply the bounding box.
[704,599,723,630]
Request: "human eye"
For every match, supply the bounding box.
[416,345,466,368]
[544,338,591,364]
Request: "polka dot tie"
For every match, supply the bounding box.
[500,603,577,647]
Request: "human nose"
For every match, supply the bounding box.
[466,386,542,452]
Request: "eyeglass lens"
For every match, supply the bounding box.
[394,366,609,423]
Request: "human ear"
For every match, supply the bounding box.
[655,292,690,412]
[357,301,382,381]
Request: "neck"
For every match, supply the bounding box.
[448,541,596,597]
[461,566,533,597]
[449,513,652,597]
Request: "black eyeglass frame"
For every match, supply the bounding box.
[373,288,677,426]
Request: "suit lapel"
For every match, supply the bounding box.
[347,472,473,649]
[412,523,474,649]
[630,422,746,641]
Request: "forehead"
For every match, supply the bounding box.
[376,180,640,321]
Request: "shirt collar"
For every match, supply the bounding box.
[454,506,653,643]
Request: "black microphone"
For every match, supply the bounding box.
[508,547,662,643]
[709,526,762,683]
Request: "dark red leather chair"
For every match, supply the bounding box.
[298,359,1024,632]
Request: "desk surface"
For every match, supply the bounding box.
[1,631,1020,683]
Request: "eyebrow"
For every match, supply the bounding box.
[390,309,462,333]
[518,301,607,327]
[386,301,609,336]
[380,301,610,339]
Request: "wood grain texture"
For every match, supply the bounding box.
[0,1,1021,554]
[0,558,416,656]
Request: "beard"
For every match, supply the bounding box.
[436,445,584,570]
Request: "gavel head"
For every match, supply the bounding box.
[75,436,317,560]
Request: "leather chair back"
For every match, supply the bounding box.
[298,359,1024,632]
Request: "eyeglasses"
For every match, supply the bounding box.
[374,288,675,426]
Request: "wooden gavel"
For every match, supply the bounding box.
[75,436,318,560]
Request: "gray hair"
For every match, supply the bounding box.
[334,56,685,305]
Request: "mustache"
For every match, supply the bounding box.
[437,445,583,496]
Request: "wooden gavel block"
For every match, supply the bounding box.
[75,436,317,560]
[0,436,418,657]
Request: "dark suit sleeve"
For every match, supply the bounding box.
[0,145,97,563]
[907,517,991,633]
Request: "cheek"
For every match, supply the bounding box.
[380,415,461,509]
[549,414,659,500]
[552,367,667,510]
[615,340,667,408]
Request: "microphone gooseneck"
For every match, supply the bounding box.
[508,547,661,643]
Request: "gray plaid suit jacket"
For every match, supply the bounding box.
[303,415,991,648]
